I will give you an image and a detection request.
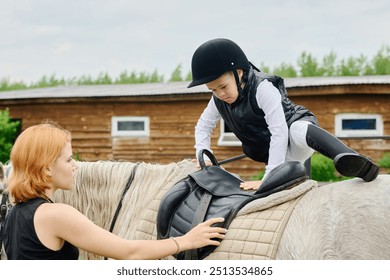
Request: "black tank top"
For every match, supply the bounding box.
[4,197,79,260]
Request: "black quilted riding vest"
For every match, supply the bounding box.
[213,68,318,163]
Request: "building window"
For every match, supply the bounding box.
[218,119,241,146]
[335,113,383,137]
[111,116,150,137]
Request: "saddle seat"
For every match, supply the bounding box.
[157,150,308,260]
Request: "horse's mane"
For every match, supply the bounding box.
[54,159,197,259]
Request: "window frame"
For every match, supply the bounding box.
[111,116,150,137]
[334,113,383,137]
[217,119,241,146]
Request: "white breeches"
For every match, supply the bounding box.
[286,121,315,163]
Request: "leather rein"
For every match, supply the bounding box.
[104,163,139,260]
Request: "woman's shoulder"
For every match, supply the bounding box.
[35,202,80,221]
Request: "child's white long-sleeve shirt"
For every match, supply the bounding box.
[194,79,288,179]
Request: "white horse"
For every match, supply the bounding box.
[1,160,390,260]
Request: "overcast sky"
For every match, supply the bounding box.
[1,0,390,83]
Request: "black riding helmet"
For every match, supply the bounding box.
[188,38,251,88]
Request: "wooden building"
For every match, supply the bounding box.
[1,75,389,179]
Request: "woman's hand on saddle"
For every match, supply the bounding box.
[178,217,227,251]
[240,180,262,190]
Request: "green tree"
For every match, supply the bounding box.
[258,63,271,74]
[0,109,20,163]
[184,70,192,81]
[170,64,183,82]
[150,69,164,83]
[95,72,112,84]
[115,70,163,84]
[77,74,94,85]
[310,153,339,182]
[320,51,338,76]
[338,55,368,76]
[1,45,390,92]
[378,153,390,174]
[273,63,298,77]
[0,78,28,91]
[371,45,390,75]
[298,52,324,77]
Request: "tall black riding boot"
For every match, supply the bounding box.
[306,124,379,182]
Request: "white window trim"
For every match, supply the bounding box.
[111,116,150,137]
[217,119,241,146]
[335,113,383,137]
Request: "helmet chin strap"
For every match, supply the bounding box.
[233,70,242,94]
[233,69,247,95]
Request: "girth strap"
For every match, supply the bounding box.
[184,192,213,260]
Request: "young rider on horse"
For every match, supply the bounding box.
[188,38,380,190]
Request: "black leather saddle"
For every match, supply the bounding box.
[156,149,308,260]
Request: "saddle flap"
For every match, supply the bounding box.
[188,166,250,197]
[255,161,308,195]
[157,178,193,239]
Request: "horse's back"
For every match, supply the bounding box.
[277,174,390,259]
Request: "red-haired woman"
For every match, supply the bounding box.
[3,122,226,260]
